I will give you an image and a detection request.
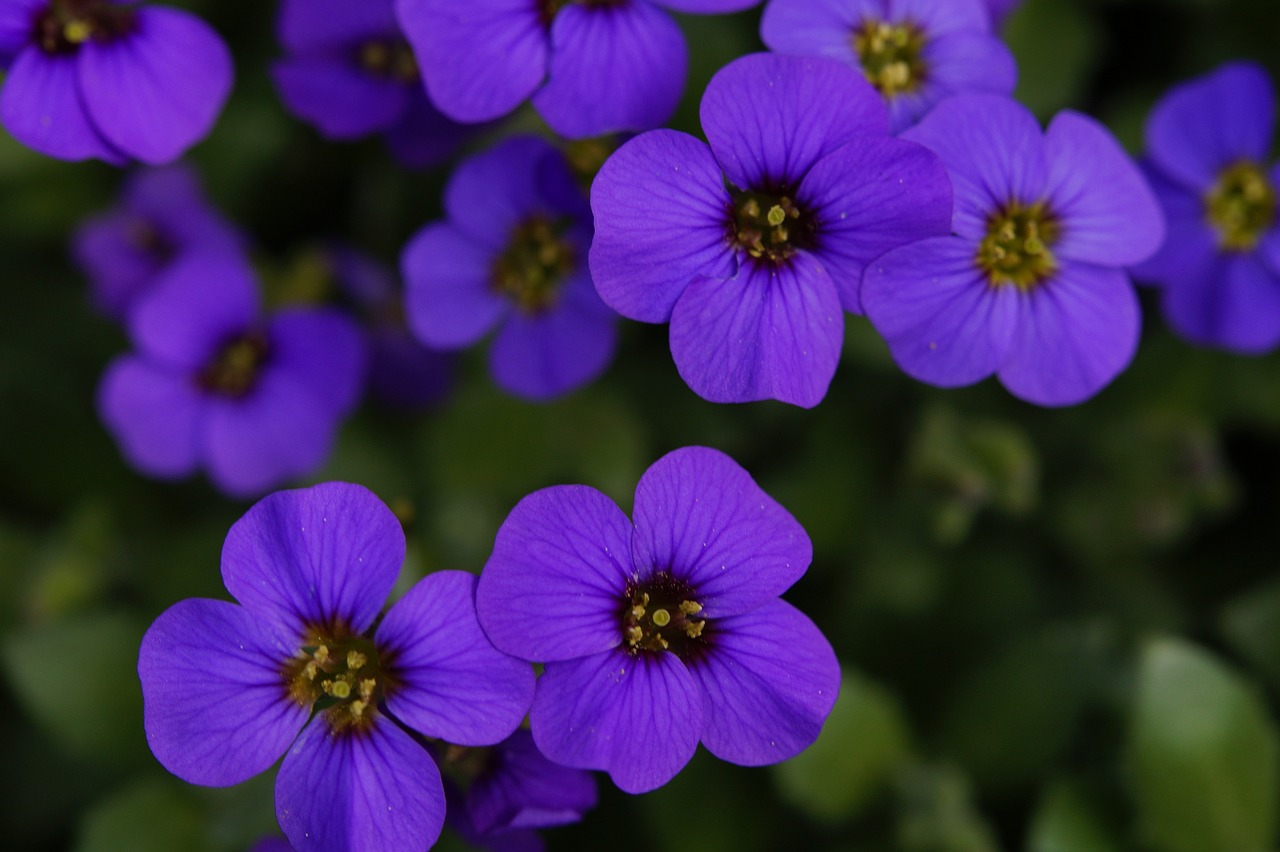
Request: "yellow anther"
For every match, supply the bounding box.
[349,699,367,718]
[347,650,368,671]
[303,661,319,680]
[651,608,671,627]
[626,626,643,645]
[656,636,669,650]
[631,604,646,619]
[679,600,702,615]
[742,199,761,219]
[63,20,92,44]
[359,679,376,700]
[766,205,787,227]
[685,620,705,639]
[314,645,330,664]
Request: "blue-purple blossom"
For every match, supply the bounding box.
[761,0,1017,133]
[476,446,840,794]
[403,135,617,401]
[272,0,480,169]
[73,164,243,320]
[396,0,761,140]
[1132,62,1280,353]
[861,95,1166,406]
[97,250,367,497]
[138,482,536,852]
[589,52,952,407]
[0,0,232,163]
[985,0,1020,26]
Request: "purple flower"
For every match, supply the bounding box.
[138,482,536,852]
[760,0,1017,133]
[1133,62,1280,353]
[73,163,243,320]
[0,0,232,163]
[249,840,294,852]
[272,0,480,169]
[476,446,841,793]
[403,135,617,401]
[589,52,952,407]
[861,95,1165,406]
[396,0,761,139]
[97,250,367,497]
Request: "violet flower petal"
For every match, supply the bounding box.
[272,55,409,138]
[444,135,557,250]
[97,356,204,479]
[1129,166,1218,288]
[466,730,597,834]
[278,0,399,52]
[650,0,761,11]
[266,308,367,415]
[383,95,481,170]
[0,0,43,62]
[402,222,508,348]
[0,49,122,162]
[1162,254,1280,353]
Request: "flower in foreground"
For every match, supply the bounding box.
[590,52,952,407]
[403,135,617,400]
[861,95,1165,406]
[761,0,1017,133]
[97,250,366,497]
[476,446,840,793]
[1133,62,1280,352]
[0,0,231,163]
[396,0,761,139]
[73,163,242,320]
[139,482,535,852]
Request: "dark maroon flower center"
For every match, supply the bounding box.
[1206,160,1276,252]
[34,0,137,56]
[492,215,575,313]
[976,199,1062,291]
[284,627,390,733]
[197,332,270,398]
[537,0,627,27]
[852,18,929,97]
[620,572,707,658]
[355,38,419,83]
[125,218,177,264]
[729,188,817,264]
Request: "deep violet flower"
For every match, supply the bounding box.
[760,0,1017,133]
[272,0,481,169]
[589,52,952,407]
[861,95,1165,406]
[1133,62,1280,353]
[97,250,367,497]
[139,483,535,852]
[476,446,841,794]
[73,163,243,320]
[395,0,761,140]
[985,0,1020,26]
[403,135,617,400]
[0,0,231,163]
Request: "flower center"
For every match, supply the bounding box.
[852,19,928,97]
[284,630,388,733]
[976,200,1062,290]
[197,332,270,398]
[126,218,176,263]
[621,572,707,657]
[492,216,575,313]
[34,0,136,56]
[1205,160,1276,252]
[537,0,626,26]
[356,38,419,83]
[729,190,816,264]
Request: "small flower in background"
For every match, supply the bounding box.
[985,0,1021,27]
[439,729,598,852]
[1133,62,1280,353]
[402,135,617,401]
[248,839,294,852]
[861,95,1165,406]
[326,245,455,409]
[73,163,243,320]
[271,0,482,169]
[0,0,231,163]
[760,0,1017,134]
[476,446,840,794]
[138,482,536,852]
[396,0,761,139]
[589,52,952,407]
[97,249,366,497]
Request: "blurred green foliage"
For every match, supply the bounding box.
[1,0,1279,850]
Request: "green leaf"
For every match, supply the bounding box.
[74,779,208,852]
[1004,0,1100,116]
[1221,577,1280,691]
[1129,638,1279,852]
[1027,779,1122,852]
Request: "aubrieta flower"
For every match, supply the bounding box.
[476,446,840,793]
[73,163,242,320]
[403,135,617,401]
[861,95,1165,406]
[97,250,367,497]
[760,0,1017,133]
[396,0,761,139]
[0,0,232,163]
[589,52,952,407]
[985,0,1020,27]
[272,0,479,169]
[139,482,536,852]
[1133,62,1280,352]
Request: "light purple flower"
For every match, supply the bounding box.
[861,95,1165,406]
[589,52,952,407]
[0,0,232,163]
[139,482,536,852]
[403,135,617,400]
[476,446,840,794]
[1133,62,1280,353]
[395,0,761,139]
[761,0,1017,133]
[73,163,243,320]
[97,250,367,497]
